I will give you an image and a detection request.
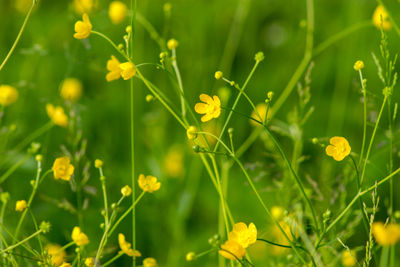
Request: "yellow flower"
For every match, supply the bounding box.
[342,250,357,267]
[109,1,127,24]
[138,174,161,193]
[186,252,196,261]
[250,103,271,126]
[228,222,257,249]
[14,0,32,13]
[106,55,122,82]
[74,13,92,39]
[52,157,74,181]
[325,137,351,161]
[269,219,298,256]
[186,126,198,140]
[118,233,142,257]
[373,5,391,30]
[45,244,67,267]
[73,0,97,14]
[163,146,184,178]
[46,104,68,127]
[15,200,27,212]
[372,222,400,246]
[271,206,285,220]
[60,78,83,102]
[0,85,18,106]
[120,62,136,80]
[84,258,95,266]
[94,159,103,168]
[215,71,223,80]
[59,263,71,267]
[167,39,179,50]
[121,185,132,197]
[71,226,90,246]
[194,94,221,122]
[143,257,158,267]
[353,60,364,71]
[219,240,246,260]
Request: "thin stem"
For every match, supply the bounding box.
[102,253,124,267]
[360,95,387,185]
[0,0,37,72]
[358,70,367,168]
[0,154,30,185]
[171,49,186,120]
[1,229,43,254]
[13,121,54,153]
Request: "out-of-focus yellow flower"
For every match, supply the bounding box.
[271,206,285,220]
[71,226,89,246]
[46,104,68,127]
[372,222,400,246]
[269,219,298,256]
[373,5,391,30]
[118,233,142,257]
[74,0,97,15]
[138,174,161,193]
[74,13,92,39]
[228,222,257,249]
[60,78,83,102]
[198,122,220,147]
[186,252,196,261]
[353,60,364,71]
[143,257,158,267]
[219,240,246,260]
[325,137,351,161]
[52,157,74,181]
[14,0,33,13]
[250,103,271,126]
[84,258,95,266]
[163,146,184,178]
[0,85,18,106]
[195,94,221,122]
[45,244,67,267]
[59,263,71,267]
[186,126,198,140]
[15,200,27,212]
[109,1,127,24]
[120,62,136,80]
[106,55,122,82]
[121,185,132,197]
[167,39,178,50]
[342,250,357,266]
[94,159,103,168]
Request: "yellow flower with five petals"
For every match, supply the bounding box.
[74,13,92,39]
[71,226,89,246]
[52,156,74,181]
[325,136,351,161]
[138,174,161,193]
[194,94,221,122]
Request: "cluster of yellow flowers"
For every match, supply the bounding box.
[219,222,257,260]
[106,55,136,81]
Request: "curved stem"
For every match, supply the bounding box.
[0,0,37,72]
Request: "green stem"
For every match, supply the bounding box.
[358,70,367,168]
[171,49,187,121]
[0,0,37,72]
[0,229,43,254]
[0,154,30,185]
[13,121,54,152]
[102,253,124,267]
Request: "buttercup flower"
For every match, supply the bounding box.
[109,1,127,24]
[106,55,122,81]
[342,250,357,267]
[167,39,178,50]
[74,13,92,39]
[118,233,142,257]
[52,157,74,181]
[219,240,246,260]
[194,94,221,122]
[325,136,351,161]
[228,222,257,249]
[60,78,83,102]
[186,252,196,261]
[143,257,158,267]
[372,222,400,246]
[138,174,161,193]
[46,104,68,127]
[74,0,97,14]
[121,185,132,197]
[45,244,67,266]
[0,85,18,106]
[163,146,184,178]
[186,126,198,140]
[15,200,27,212]
[372,5,391,30]
[353,60,364,71]
[215,71,223,80]
[84,258,95,266]
[71,226,90,246]
[94,159,103,168]
[120,62,136,80]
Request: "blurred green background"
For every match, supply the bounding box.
[1,0,400,266]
